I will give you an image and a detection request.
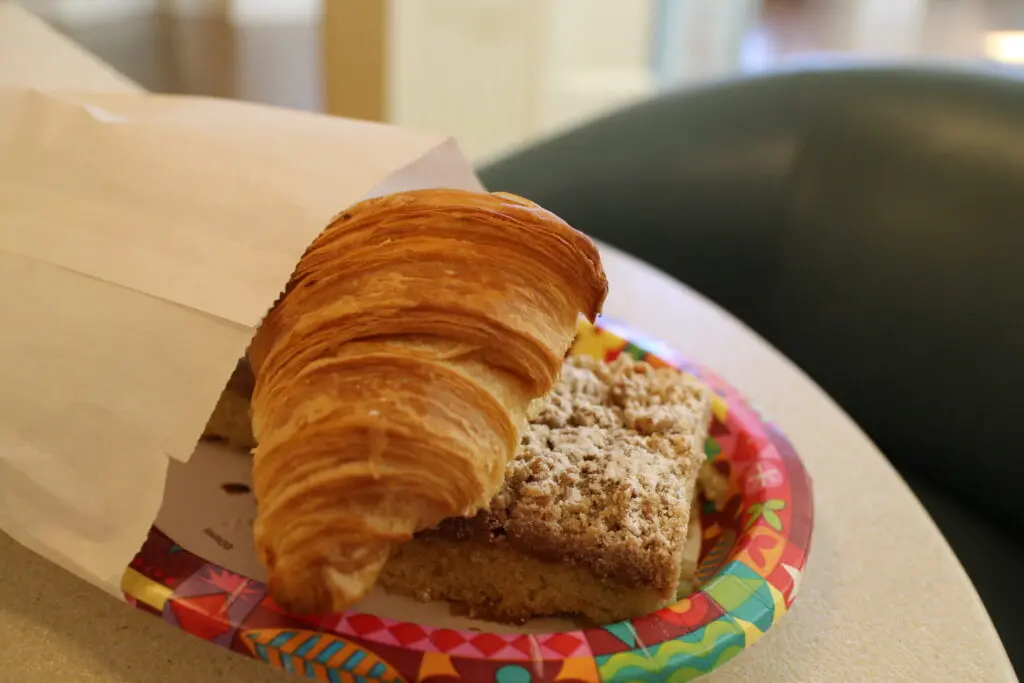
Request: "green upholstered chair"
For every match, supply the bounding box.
[479,64,1024,675]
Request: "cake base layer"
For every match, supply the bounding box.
[378,355,713,625]
[378,536,671,625]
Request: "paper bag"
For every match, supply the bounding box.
[0,2,483,597]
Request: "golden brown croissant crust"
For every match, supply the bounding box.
[247,188,607,614]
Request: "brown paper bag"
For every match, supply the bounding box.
[0,2,483,597]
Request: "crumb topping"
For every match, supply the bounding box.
[426,354,712,591]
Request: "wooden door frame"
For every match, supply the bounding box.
[321,0,388,121]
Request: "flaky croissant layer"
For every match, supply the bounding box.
[248,188,607,614]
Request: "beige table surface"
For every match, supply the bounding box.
[0,243,1016,682]
[0,3,1016,681]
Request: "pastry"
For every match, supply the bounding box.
[241,189,607,614]
[378,354,712,624]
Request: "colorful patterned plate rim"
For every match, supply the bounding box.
[122,320,814,683]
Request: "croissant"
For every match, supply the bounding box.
[245,188,607,614]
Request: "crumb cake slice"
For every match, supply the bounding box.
[378,354,713,625]
[203,358,257,450]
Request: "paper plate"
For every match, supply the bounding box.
[122,320,813,682]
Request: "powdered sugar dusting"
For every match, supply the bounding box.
[491,355,712,590]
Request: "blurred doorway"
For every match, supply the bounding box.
[20,0,1024,163]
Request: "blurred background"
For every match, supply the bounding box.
[13,0,1024,163]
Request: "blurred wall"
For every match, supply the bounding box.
[15,0,318,23]
[654,0,760,83]
[386,0,657,163]
[15,0,156,22]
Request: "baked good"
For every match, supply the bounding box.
[677,500,703,598]
[203,358,256,450]
[378,354,712,625]
[241,189,607,614]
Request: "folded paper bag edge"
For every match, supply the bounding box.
[0,246,255,600]
[0,454,168,600]
[0,87,455,329]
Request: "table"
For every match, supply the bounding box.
[0,243,1015,682]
